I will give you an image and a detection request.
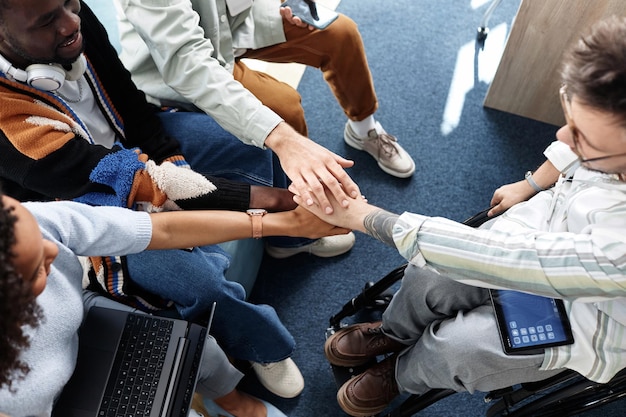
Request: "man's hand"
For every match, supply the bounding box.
[283,205,352,238]
[280,3,315,30]
[291,183,373,233]
[489,180,536,217]
[265,122,360,214]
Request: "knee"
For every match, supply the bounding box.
[273,88,307,135]
[327,14,362,48]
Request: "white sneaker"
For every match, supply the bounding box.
[250,358,305,398]
[265,232,355,259]
[344,121,415,178]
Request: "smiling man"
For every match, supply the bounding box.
[0,0,353,401]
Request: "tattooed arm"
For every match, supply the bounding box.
[363,209,399,248]
[292,190,400,248]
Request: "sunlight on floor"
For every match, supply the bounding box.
[440,22,508,136]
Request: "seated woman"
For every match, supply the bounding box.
[0,192,349,417]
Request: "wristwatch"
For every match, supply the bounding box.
[246,209,267,239]
[525,171,545,193]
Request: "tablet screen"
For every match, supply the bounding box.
[490,289,574,355]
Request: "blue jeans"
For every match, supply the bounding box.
[123,111,308,363]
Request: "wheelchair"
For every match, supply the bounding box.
[325,210,626,417]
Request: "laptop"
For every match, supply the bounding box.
[52,303,214,417]
[490,289,574,355]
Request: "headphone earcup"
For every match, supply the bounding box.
[25,64,67,91]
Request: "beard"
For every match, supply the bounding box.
[5,33,85,67]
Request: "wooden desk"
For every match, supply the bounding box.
[483,0,626,126]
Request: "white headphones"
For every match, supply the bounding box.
[0,52,87,92]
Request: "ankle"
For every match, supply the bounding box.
[348,116,376,137]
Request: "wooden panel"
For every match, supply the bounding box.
[484,0,626,127]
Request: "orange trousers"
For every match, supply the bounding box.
[238,14,378,137]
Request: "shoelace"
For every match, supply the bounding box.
[374,132,400,157]
[376,358,400,400]
[367,326,392,349]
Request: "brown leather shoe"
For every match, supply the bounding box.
[337,355,399,417]
[325,321,405,367]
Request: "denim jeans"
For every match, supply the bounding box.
[123,111,307,363]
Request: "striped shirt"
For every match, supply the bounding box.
[392,165,626,383]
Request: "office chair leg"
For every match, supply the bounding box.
[477,0,503,42]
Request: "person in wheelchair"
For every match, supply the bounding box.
[0,192,349,417]
[294,15,626,417]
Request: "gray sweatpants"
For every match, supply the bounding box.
[382,264,563,395]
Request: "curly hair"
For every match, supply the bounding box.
[561,15,626,128]
[0,193,43,391]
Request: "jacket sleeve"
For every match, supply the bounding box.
[115,0,282,148]
[0,86,150,206]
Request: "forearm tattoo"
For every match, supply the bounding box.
[363,209,399,248]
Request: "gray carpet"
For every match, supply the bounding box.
[245,0,626,416]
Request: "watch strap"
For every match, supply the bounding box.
[525,171,545,193]
[247,209,266,239]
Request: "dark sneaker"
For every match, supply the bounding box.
[344,121,415,178]
[337,355,400,417]
[325,321,405,367]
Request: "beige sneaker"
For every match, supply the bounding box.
[250,358,305,398]
[265,232,356,259]
[344,121,415,178]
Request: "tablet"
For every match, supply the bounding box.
[490,289,574,355]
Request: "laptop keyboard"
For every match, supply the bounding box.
[99,313,174,417]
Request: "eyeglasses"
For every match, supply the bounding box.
[559,85,626,165]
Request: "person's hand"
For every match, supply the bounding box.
[286,205,352,238]
[291,184,373,233]
[489,180,536,217]
[265,122,360,215]
[280,4,315,30]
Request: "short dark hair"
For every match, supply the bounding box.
[561,15,626,128]
[0,190,43,391]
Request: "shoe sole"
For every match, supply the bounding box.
[337,380,388,417]
[265,244,353,259]
[344,131,416,179]
[265,233,355,259]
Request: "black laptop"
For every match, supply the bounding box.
[52,303,213,417]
